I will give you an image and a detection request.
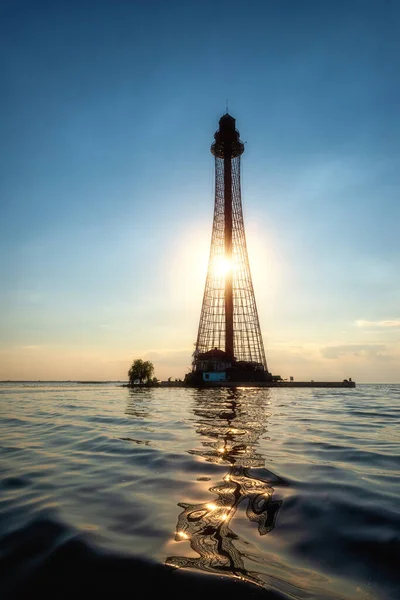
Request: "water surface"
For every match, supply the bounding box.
[0,383,399,599]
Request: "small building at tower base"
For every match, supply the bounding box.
[184,348,282,386]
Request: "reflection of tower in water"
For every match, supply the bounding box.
[166,389,286,588]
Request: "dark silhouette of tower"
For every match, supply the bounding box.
[187,114,274,385]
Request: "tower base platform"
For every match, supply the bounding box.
[183,368,355,388]
[184,380,355,388]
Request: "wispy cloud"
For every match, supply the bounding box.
[321,344,390,359]
[355,319,400,328]
[20,345,41,350]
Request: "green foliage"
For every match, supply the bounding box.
[128,359,155,385]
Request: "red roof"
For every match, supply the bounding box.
[197,348,231,360]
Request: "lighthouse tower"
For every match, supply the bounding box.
[187,114,273,385]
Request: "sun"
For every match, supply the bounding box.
[212,255,233,277]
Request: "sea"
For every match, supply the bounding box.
[0,382,399,600]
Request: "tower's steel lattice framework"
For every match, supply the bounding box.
[194,114,268,371]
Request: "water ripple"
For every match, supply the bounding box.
[0,382,399,599]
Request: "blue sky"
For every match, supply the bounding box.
[1,0,399,382]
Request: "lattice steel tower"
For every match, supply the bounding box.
[189,114,271,382]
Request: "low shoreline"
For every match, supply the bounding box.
[124,380,356,389]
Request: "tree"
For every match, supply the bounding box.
[128,359,155,385]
